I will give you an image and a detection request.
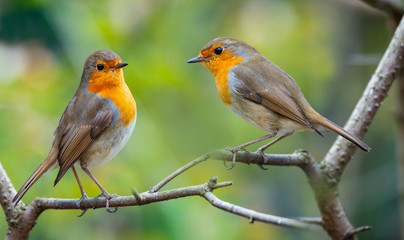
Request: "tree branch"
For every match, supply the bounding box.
[29,176,231,210]
[210,149,310,166]
[148,153,210,193]
[203,191,321,230]
[16,174,320,235]
[0,162,18,221]
[148,149,309,194]
[357,2,404,239]
[0,162,33,239]
[311,13,404,240]
[3,150,320,239]
[324,13,404,178]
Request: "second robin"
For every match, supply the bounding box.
[13,50,136,213]
[188,37,370,168]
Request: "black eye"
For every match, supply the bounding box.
[214,47,223,55]
[96,64,104,71]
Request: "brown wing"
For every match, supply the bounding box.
[232,58,321,135]
[53,104,113,185]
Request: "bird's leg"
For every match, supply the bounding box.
[71,166,89,217]
[226,132,277,170]
[81,165,118,213]
[255,132,293,168]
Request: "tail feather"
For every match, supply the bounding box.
[12,148,58,205]
[315,115,370,152]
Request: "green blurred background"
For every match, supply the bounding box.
[0,0,401,239]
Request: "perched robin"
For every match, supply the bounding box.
[188,37,370,168]
[13,50,136,213]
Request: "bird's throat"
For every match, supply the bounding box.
[206,57,244,106]
[88,73,136,126]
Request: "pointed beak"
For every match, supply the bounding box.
[114,62,129,69]
[187,56,206,63]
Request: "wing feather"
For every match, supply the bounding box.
[54,110,113,185]
[232,61,320,134]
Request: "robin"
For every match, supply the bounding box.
[187,37,370,168]
[13,50,136,213]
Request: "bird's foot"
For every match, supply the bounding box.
[76,193,89,217]
[224,146,246,170]
[102,192,118,213]
[255,148,269,170]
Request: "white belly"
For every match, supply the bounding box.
[82,116,136,168]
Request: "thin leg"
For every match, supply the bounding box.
[226,132,277,170]
[81,165,117,213]
[72,166,88,199]
[72,165,89,216]
[256,132,293,162]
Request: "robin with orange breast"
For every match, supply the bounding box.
[188,37,370,168]
[13,50,136,213]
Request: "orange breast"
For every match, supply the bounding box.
[88,72,136,126]
[203,55,244,106]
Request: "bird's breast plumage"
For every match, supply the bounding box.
[207,55,244,106]
[88,76,137,127]
[75,73,136,167]
[81,114,136,167]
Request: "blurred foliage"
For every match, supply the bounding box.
[0,0,400,239]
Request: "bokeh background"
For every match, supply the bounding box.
[0,0,402,239]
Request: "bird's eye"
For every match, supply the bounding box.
[96,64,104,71]
[214,47,223,55]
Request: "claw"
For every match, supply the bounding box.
[76,193,89,208]
[107,206,118,213]
[103,192,118,214]
[78,208,89,217]
[255,149,269,170]
[76,193,90,217]
[257,164,268,170]
[224,146,243,170]
[223,151,237,170]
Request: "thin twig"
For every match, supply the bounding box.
[344,226,372,240]
[148,153,210,193]
[148,149,309,194]
[203,191,321,230]
[294,217,323,225]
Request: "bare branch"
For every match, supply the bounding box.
[29,178,228,211]
[148,149,309,194]
[307,13,404,240]
[210,149,310,167]
[2,149,319,239]
[0,162,18,220]
[19,175,320,233]
[324,13,404,178]
[294,217,323,225]
[203,192,321,231]
[344,226,372,240]
[0,161,44,239]
[149,153,210,193]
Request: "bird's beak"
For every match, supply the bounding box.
[114,62,129,69]
[187,56,206,63]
